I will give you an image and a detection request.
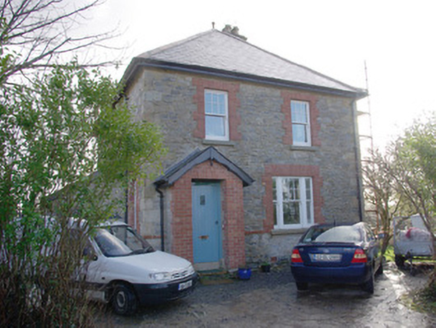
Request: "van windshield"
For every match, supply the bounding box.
[94,225,154,257]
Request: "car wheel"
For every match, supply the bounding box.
[395,255,405,268]
[296,282,308,291]
[111,283,138,315]
[362,268,374,294]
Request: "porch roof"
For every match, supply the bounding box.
[154,146,254,188]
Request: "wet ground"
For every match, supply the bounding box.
[96,262,436,328]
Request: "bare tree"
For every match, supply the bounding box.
[0,0,116,84]
[362,148,404,254]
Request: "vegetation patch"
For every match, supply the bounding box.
[199,272,235,285]
[384,246,395,263]
[409,282,436,314]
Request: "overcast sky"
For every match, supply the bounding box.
[85,0,436,152]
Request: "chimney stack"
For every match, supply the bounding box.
[222,24,247,41]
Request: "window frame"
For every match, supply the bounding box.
[273,176,314,229]
[204,89,229,141]
[291,100,311,147]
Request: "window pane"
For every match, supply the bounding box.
[273,178,277,201]
[273,202,278,226]
[206,92,226,115]
[216,94,225,115]
[291,102,308,123]
[305,178,312,200]
[306,201,313,224]
[205,93,212,111]
[206,116,225,137]
[283,178,299,201]
[292,124,307,143]
[205,93,212,114]
[283,202,300,225]
[212,98,218,114]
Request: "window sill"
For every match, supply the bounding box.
[202,139,236,147]
[271,228,308,235]
[290,146,318,152]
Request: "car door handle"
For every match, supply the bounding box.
[199,235,209,240]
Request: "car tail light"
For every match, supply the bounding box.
[291,249,303,263]
[351,248,367,263]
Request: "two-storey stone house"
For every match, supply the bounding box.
[122,26,367,271]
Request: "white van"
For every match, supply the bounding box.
[79,221,198,315]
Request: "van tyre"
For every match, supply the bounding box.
[395,255,405,268]
[112,283,138,315]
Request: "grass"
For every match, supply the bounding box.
[409,284,436,314]
[384,246,395,262]
[384,245,436,264]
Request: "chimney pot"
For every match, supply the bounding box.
[222,24,247,41]
[223,24,232,33]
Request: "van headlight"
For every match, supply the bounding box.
[150,265,196,282]
[150,272,171,282]
[187,264,195,276]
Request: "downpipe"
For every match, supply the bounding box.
[155,185,165,252]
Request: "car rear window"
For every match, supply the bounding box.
[303,225,363,243]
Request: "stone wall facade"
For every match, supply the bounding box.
[126,67,362,267]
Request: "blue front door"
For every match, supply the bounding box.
[192,182,222,263]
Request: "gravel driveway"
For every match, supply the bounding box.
[96,262,436,328]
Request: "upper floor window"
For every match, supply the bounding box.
[205,90,229,141]
[273,176,314,229]
[291,100,311,146]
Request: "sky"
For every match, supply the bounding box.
[83,0,436,152]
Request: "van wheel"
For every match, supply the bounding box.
[395,255,405,268]
[111,283,138,315]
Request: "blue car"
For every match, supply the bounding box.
[290,222,383,293]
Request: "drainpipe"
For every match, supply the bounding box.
[124,175,129,224]
[134,180,137,230]
[155,185,165,252]
[352,100,364,222]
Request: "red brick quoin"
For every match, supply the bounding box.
[281,90,320,147]
[262,164,325,232]
[192,77,242,141]
[170,160,246,269]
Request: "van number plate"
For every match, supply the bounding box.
[178,280,192,291]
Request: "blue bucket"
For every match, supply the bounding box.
[238,268,252,280]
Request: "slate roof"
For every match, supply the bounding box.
[154,147,254,188]
[123,29,366,98]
